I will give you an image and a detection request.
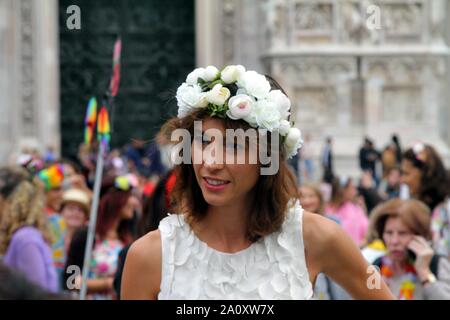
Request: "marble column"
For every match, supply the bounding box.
[0,0,60,164]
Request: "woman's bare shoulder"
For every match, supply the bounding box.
[121,230,162,299]
[303,211,341,250]
[128,230,162,265]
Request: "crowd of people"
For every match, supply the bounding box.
[0,65,449,300]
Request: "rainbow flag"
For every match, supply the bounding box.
[84,97,97,146]
[97,106,111,152]
[109,37,121,97]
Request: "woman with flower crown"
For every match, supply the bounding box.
[121,65,394,299]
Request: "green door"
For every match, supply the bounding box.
[59,0,195,158]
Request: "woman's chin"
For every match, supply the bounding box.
[203,193,229,207]
[390,250,406,261]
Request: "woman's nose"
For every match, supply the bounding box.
[203,146,225,170]
[390,233,401,245]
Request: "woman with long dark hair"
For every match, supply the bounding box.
[64,175,137,299]
[401,143,450,258]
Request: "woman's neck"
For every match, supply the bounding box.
[193,196,254,252]
[104,219,120,241]
[391,259,408,274]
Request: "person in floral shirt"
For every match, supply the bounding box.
[64,175,137,299]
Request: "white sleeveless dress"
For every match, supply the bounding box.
[157,199,313,300]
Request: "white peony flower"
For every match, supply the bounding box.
[237,70,271,99]
[226,94,254,120]
[279,120,291,136]
[248,99,281,132]
[220,65,246,84]
[206,84,231,106]
[204,65,220,82]
[284,127,303,159]
[268,90,291,120]
[176,83,208,118]
[285,127,302,148]
[186,67,206,85]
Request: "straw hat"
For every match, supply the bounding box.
[61,188,90,215]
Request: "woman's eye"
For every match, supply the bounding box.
[195,136,209,145]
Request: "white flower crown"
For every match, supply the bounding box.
[175,65,303,159]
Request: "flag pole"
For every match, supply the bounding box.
[79,141,105,300]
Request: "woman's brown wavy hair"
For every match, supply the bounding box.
[159,77,299,242]
[402,144,449,211]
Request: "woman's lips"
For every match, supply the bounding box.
[203,177,230,191]
[390,250,405,259]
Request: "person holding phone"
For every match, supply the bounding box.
[370,198,450,299]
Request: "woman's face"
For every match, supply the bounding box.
[61,202,87,230]
[400,159,422,197]
[387,169,401,187]
[343,180,358,202]
[299,186,321,213]
[46,187,63,212]
[121,195,137,220]
[192,118,260,208]
[383,216,414,263]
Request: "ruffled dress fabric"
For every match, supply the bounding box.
[158,200,313,300]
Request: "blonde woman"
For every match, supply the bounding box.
[0,166,58,292]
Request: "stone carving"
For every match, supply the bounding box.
[430,0,446,44]
[382,1,423,40]
[264,0,287,47]
[294,87,338,126]
[381,87,422,122]
[341,0,363,43]
[277,57,356,84]
[363,57,446,84]
[20,0,35,136]
[221,0,236,65]
[293,1,333,34]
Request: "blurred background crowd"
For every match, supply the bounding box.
[1,0,450,300]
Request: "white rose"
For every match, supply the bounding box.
[268,90,291,120]
[206,84,231,106]
[248,99,281,132]
[186,67,206,85]
[220,65,246,84]
[284,127,303,159]
[285,127,302,148]
[279,120,291,136]
[226,94,254,120]
[237,70,271,99]
[176,83,208,117]
[204,66,220,82]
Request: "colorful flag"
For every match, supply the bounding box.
[97,106,111,152]
[109,37,122,97]
[84,97,97,146]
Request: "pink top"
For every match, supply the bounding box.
[325,202,369,246]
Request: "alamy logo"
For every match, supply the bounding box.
[366,5,381,30]
[66,265,81,290]
[66,5,81,30]
[367,265,382,290]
